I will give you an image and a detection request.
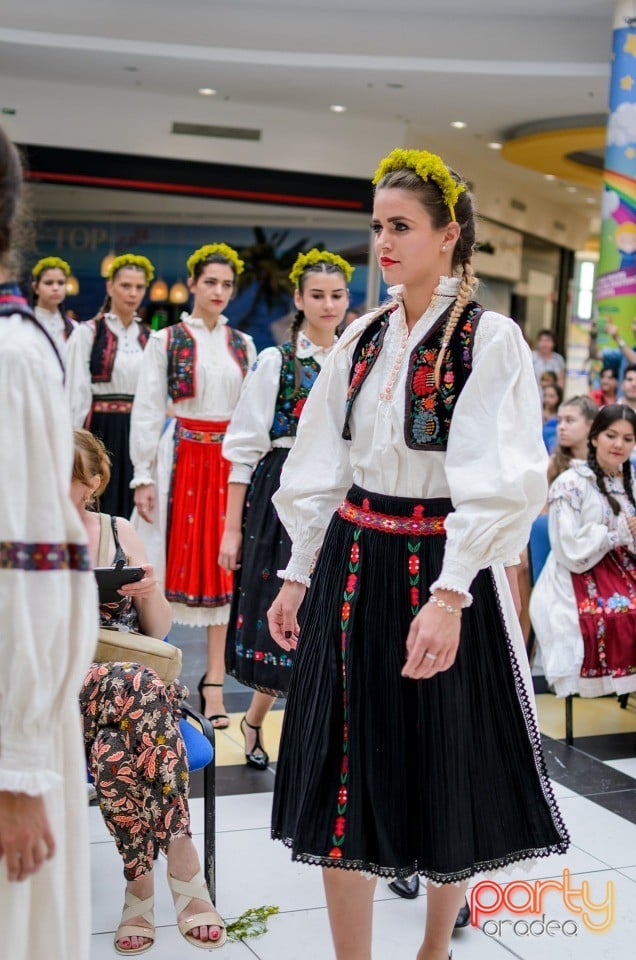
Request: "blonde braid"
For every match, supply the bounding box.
[433,261,476,388]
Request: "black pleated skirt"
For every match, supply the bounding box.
[88,397,135,519]
[271,485,569,883]
[226,448,297,697]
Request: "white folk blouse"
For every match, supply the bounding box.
[223,332,336,484]
[273,277,548,600]
[34,305,78,365]
[65,314,147,427]
[530,462,636,697]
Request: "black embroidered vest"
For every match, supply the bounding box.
[270,342,322,441]
[343,301,483,451]
[89,316,149,384]
[0,283,64,376]
[166,321,250,403]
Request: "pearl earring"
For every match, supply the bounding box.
[442,245,447,252]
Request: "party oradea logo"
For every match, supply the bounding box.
[470,869,614,937]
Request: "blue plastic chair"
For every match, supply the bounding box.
[528,514,550,585]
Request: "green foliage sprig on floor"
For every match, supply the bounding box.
[225,905,280,941]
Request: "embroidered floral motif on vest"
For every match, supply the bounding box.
[89,316,149,384]
[405,301,483,451]
[341,304,397,441]
[226,326,250,377]
[167,322,196,402]
[270,342,322,440]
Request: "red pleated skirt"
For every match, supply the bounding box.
[165,417,233,608]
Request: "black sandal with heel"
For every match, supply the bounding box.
[197,677,230,729]
[240,715,270,770]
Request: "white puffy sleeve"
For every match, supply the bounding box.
[223,347,282,484]
[272,343,355,584]
[65,321,95,427]
[431,314,548,603]
[547,471,635,573]
[130,331,169,487]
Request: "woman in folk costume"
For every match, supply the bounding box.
[131,244,256,728]
[267,148,570,960]
[31,255,78,364]
[66,253,153,518]
[531,404,636,699]
[0,125,97,960]
[220,249,351,768]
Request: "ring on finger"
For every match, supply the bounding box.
[424,652,438,661]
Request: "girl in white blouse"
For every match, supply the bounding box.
[531,404,636,699]
[267,148,570,960]
[220,249,351,768]
[66,253,153,518]
[31,255,78,363]
[131,244,256,729]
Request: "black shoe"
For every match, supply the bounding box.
[454,897,470,928]
[388,875,420,899]
[240,715,270,770]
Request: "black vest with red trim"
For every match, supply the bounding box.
[343,300,483,451]
[88,315,150,384]
[166,320,250,403]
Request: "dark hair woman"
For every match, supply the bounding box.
[130,243,256,731]
[266,147,569,960]
[220,249,351,769]
[31,255,78,363]
[0,126,97,959]
[531,403,636,700]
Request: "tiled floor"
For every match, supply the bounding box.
[88,626,636,958]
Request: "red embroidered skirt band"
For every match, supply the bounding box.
[337,496,447,536]
[91,395,134,415]
[175,417,228,444]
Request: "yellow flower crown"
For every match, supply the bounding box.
[372,148,466,221]
[107,254,155,283]
[186,243,245,278]
[289,249,354,288]
[32,256,71,279]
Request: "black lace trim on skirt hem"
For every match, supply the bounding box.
[271,833,571,885]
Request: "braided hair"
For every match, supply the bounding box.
[587,404,636,516]
[373,164,477,386]
[291,261,346,389]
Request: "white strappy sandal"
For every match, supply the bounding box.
[168,870,227,950]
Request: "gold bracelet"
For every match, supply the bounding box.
[427,595,462,617]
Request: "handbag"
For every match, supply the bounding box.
[93,514,182,685]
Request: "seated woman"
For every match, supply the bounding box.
[73,429,225,954]
[530,405,636,698]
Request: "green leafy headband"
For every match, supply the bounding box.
[186,243,245,278]
[372,148,466,221]
[32,256,71,279]
[289,249,354,288]
[107,254,155,283]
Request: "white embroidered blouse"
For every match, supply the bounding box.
[223,332,336,485]
[65,313,147,427]
[130,313,257,487]
[34,305,77,364]
[272,277,548,600]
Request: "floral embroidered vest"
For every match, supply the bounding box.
[166,321,250,403]
[270,341,322,440]
[0,283,64,376]
[89,316,149,384]
[343,300,483,451]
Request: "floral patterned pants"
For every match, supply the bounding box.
[80,662,192,880]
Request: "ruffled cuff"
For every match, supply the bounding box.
[503,556,521,567]
[228,463,254,485]
[0,735,63,795]
[130,468,155,489]
[277,547,315,586]
[0,767,62,796]
[429,557,476,607]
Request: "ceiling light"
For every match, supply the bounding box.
[566,186,577,193]
[330,104,348,113]
[488,141,503,150]
[450,121,467,129]
[544,174,556,181]
[585,196,597,204]
[198,87,217,96]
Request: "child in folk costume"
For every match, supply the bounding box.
[531,404,636,699]
[267,149,570,960]
[131,244,256,728]
[31,256,78,364]
[66,253,154,517]
[220,250,352,768]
